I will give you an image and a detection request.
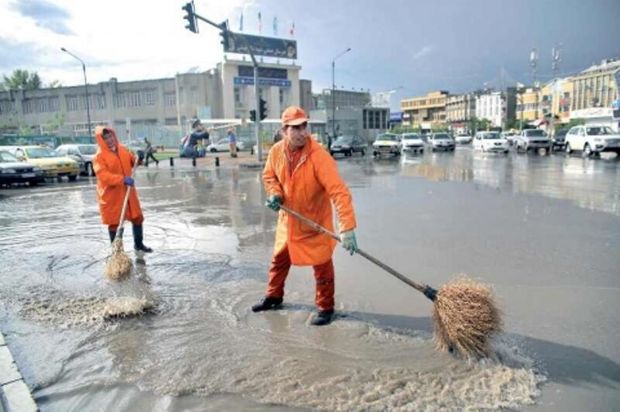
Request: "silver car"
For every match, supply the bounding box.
[513,129,551,154]
[428,133,455,151]
[56,144,97,176]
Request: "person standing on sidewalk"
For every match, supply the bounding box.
[144,137,159,166]
[227,128,238,158]
[93,126,153,253]
[251,106,359,326]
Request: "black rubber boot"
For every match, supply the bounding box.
[251,297,283,312]
[132,225,153,253]
[311,310,334,326]
[108,230,117,243]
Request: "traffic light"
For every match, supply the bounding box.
[249,110,256,122]
[182,2,198,33]
[219,30,229,50]
[259,98,267,121]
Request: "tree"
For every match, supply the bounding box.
[2,69,42,90]
[48,80,63,88]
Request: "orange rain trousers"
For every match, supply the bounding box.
[266,245,335,311]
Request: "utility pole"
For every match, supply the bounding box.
[331,48,351,147]
[530,48,539,121]
[60,47,91,136]
[182,2,263,161]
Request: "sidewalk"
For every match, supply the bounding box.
[0,333,37,412]
[146,150,266,170]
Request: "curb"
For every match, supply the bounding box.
[0,333,37,412]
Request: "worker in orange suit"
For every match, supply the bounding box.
[252,106,358,325]
[93,126,152,253]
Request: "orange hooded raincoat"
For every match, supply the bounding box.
[93,126,143,226]
[263,136,356,266]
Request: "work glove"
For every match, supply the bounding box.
[123,176,135,186]
[265,195,283,211]
[340,230,358,255]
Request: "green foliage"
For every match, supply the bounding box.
[2,69,42,90]
[48,80,63,88]
[18,123,33,136]
[468,117,491,133]
[41,112,66,134]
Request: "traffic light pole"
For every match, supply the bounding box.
[186,9,263,162]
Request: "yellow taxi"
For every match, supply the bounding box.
[9,145,80,181]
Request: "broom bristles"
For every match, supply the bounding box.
[104,237,133,281]
[432,275,502,358]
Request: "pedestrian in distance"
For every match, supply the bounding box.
[252,106,359,326]
[93,126,153,253]
[227,127,238,158]
[144,137,159,166]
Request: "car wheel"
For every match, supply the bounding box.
[330,151,335,156]
[68,174,78,182]
[210,148,217,153]
[583,144,592,157]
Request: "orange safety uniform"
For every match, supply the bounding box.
[262,135,356,310]
[93,126,143,230]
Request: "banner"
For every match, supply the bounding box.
[225,31,297,59]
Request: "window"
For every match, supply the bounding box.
[114,94,126,107]
[128,92,141,107]
[38,99,48,113]
[234,87,241,104]
[22,99,34,114]
[67,96,79,111]
[374,111,380,129]
[143,90,156,106]
[164,93,176,107]
[363,111,367,129]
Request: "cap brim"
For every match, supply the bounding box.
[284,117,309,126]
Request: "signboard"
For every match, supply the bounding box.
[613,99,620,120]
[226,32,297,59]
[234,77,291,87]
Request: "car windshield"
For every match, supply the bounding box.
[586,126,613,135]
[525,130,546,137]
[434,134,450,140]
[376,134,398,141]
[25,147,58,158]
[334,136,353,144]
[402,134,419,139]
[0,151,18,162]
[482,133,501,140]
[79,145,97,155]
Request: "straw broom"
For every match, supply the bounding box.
[104,165,137,281]
[280,205,502,358]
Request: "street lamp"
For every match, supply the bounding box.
[61,47,92,137]
[331,47,351,146]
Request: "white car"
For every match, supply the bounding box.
[513,129,552,153]
[372,133,401,157]
[473,131,509,154]
[565,125,620,157]
[428,133,455,151]
[501,131,519,145]
[207,138,245,153]
[455,133,472,144]
[400,133,424,154]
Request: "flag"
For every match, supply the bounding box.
[239,12,243,31]
[289,21,295,36]
[258,11,262,33]
[273,16,278,36]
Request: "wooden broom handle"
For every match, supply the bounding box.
[116,160,140,238]
[279,205,434,297]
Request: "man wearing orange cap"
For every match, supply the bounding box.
[252,106,358,325]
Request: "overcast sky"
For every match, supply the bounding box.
[1,0,619,110]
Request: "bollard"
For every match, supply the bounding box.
[215,157,220,167]
[169,157,174,167]
[192,157,197,167]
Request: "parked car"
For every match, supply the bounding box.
[400,133,425,154]
[455,133,473,144]
[500,131,519,145]
[473,131,509,154]
[330,135,367,157]
[428,133,455,151]
[0,150,44,186]
[207,138,245,153]
[55,144,97,176]
[5,145,80,181]
[372,133,401,158]
[565,125,620,157]
[513,129,552,154]
[551,128,568,152]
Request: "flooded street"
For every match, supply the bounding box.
[1,148,619,411]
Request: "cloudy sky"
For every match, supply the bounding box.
[1,0,619,110]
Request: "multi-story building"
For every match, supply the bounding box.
[570,58,620,111]
[476,89,516,128]
[446,93,477,129]
[400,90,449,129]
[541,78,573,125]
[515,87,540,123]
[0,58,308,139]
[316,89,372,111]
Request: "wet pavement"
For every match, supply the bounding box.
[0,147,619,411]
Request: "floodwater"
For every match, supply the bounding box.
[1,147,619,411]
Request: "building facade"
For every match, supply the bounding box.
[446,93,477,126]
[400,91,448,129]
[570,58,620,111]
[475,89,516,128]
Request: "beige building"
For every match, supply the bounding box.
[570,58,620,111]
[400,90,448,128]
[446,93,476,125]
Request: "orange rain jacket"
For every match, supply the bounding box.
[263,136,356,266]
[93,126,143,226]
